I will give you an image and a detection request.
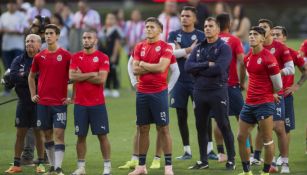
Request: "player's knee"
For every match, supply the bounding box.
[157,125,170,135]
[16,129,27,140]
[139,125,150,134]
[77,136,87,143]
[237,132,247,143]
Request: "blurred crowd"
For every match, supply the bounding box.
[0,0,251,97]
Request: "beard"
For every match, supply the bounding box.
[83,43,95,50]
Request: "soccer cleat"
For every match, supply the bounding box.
[269,164,279,173]
[102,169,111,175]
[55,167,64,175]
[128,165,148,175]
[217,153,227,163]
[164,165,174,175]
[207,151,218,160]
[36,164,46,173]
[176,152,192,160]
[250,157,262,166]
[71,167,86,175]
[276,156,282,166]
[188,161,209,170]
[118,160,138,169]
[225,161,236,170]
[260,172,270,175]
[149,159,160,169]
[280,163,290,174]
[43,166,55,175]
[238,171,253,175]
[5,166,22,174]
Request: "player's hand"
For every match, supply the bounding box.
[285,84,300,96]
[139,61,145,67]
[31,95,40,103]
[190,39,198,50]
[273,94,281,103]
[62,97,73,105]
[174,41,181,49]
[240,82,246,91]
[209,61,215,67]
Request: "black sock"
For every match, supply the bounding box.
[254,150,261,160]
[250,146,254,154]
[164,154,172,166]
[263,163,271,173]
[242,161,250,172]
[138,154,146,166]
[38,158,44,165]
[13,157,21,167]
[217,144,225,154]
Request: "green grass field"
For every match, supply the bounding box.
[1,39,307,175]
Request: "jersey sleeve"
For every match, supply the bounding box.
[69,54,78,70]
[235,38,244,55]
[167,31,176,43]
[266,54,280,76]
[300,40,307,56]
[161,44,173,60]
[133,43,142,61]
[99,54,110,72]
[30,55,39,73]
[280,43,292,63]
[170,55,176,64]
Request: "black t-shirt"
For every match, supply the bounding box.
[99,27,121,64]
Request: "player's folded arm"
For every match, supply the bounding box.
[140,57,171,73]
[69,69,97,82]
[86,70,108,85]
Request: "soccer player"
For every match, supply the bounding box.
[5,34,45,174]
[214,13,245,162]
[185,17,236,170]
[167,6,205,160]
[128,17,174,175]
[251,19,294,173]
[28,24,71,175]
[237,26,282,175]
[272,26,307,173]
[119,53,179,170]
[69,30,111,175]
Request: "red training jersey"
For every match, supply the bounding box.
[264,40,292,95]
[244,49,280,105]
[219,32,244,86]
[282,47,305,97]
[70,50,110,106]
[299,39,307,58]
[133,40,173,93]
[31,48,71,105]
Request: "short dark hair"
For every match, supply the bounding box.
[182,6,197,15]
[250,26,266,37]
[44,24,61,35]
[145,17,163,31]
[216,13,230,31]
[205,17,220,27]
[258,18,274,29]
[273,26,288,37]
[33,15,51,34]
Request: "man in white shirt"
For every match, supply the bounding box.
[27,0,51,23]
[0,0,28,96]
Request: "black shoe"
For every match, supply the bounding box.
[225,161,236,170]
[188,161,209,170]
[55,167,64,175]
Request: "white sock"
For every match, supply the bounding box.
[281,157,289,164]
[184,145,191,155]
[55,150,65,169]
[103,160,111,174]
[45,146,55,167]
[131,155,138,161]
[77,160,85,168]
[272,156,276,163]
[207,142,213,154]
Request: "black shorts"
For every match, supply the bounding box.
[15,102,37,128]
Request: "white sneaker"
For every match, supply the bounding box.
[111,90,120,98]
[280,163,290,174]
[250,157,262,166]
[102,167,111,175]
[71,167,86,175]
[276,156,282,166]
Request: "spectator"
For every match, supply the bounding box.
[158,0,181,41]
[185,0,210,31]
[214,1,232,17]
[27,0,51,23]
[16,0,32,14]
[29,15,51,49]
[99,12,122,98]
[231,4,251,53]
[124,9,145,56]
[51,13,70,50]
[70,0,101,53]
[54,1,74,28]
[0,0,28,96]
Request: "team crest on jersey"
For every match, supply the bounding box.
[176,34,182,43]
[257,57,262,64]
[270,48,276,54]
[191,34,197,40]
[93,56,98,62]
[155,46,161,52]
[57,55,62,61]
